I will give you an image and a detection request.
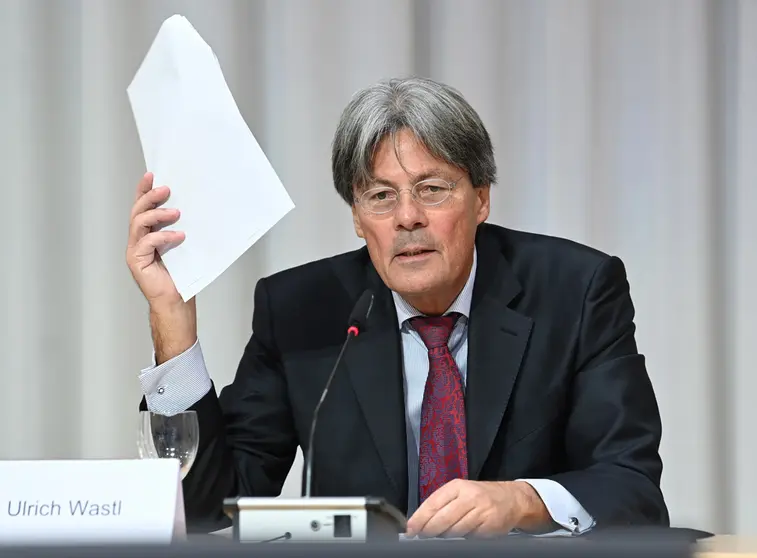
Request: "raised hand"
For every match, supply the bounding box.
[126,172,196,363]
[126,172,185,305]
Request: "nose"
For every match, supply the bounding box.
[393,189,428,231]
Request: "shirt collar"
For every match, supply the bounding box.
[391,248,477,328]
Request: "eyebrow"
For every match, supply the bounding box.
[371,168,454,187]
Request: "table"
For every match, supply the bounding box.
[697,536,757,558]
[0,531,754,558]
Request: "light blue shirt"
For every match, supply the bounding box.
[139,249,594,535]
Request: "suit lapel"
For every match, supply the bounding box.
[466,227,534,480]
[342,263,408,505]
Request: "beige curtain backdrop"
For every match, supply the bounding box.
[1,0,755,535]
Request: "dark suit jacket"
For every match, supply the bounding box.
[153,223,669,531]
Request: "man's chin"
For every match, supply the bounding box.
[385,275,440,298]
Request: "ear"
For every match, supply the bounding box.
[474,185,491,225]
[351,205,365,239]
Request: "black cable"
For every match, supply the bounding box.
[256,532,292,543]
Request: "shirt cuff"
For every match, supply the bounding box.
[138,338,212,415]
[516,478,595,536]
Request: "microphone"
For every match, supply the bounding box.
[303,289,375,498]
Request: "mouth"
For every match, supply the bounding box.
[395,248,436,262]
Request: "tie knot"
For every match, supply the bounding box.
[409,313,460,349]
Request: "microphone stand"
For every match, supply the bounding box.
[302,326,359,498]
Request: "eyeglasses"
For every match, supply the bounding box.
[355,178,459,215]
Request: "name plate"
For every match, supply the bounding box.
[0,459,185,545]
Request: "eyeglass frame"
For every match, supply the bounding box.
[353,176,462,215]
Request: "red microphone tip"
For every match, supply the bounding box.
[347,326,359,337]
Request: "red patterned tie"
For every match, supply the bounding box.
[409,313,468,504]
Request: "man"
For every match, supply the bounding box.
[127,77,668,538]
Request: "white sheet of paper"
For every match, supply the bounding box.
[399,534,466,541]
[127,14,294,301]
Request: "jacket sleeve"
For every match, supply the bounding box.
[546,255,669,528]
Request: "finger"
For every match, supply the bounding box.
[134,172,154,202]
[132,230,185,260]
[406,482,461,536]
[440,507,483,538]
[131,184,171,222]
[418,497,476,538]
[128,208,180,246]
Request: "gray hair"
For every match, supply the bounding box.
[331,76,497,205]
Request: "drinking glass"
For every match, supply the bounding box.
[138,410,199,480]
